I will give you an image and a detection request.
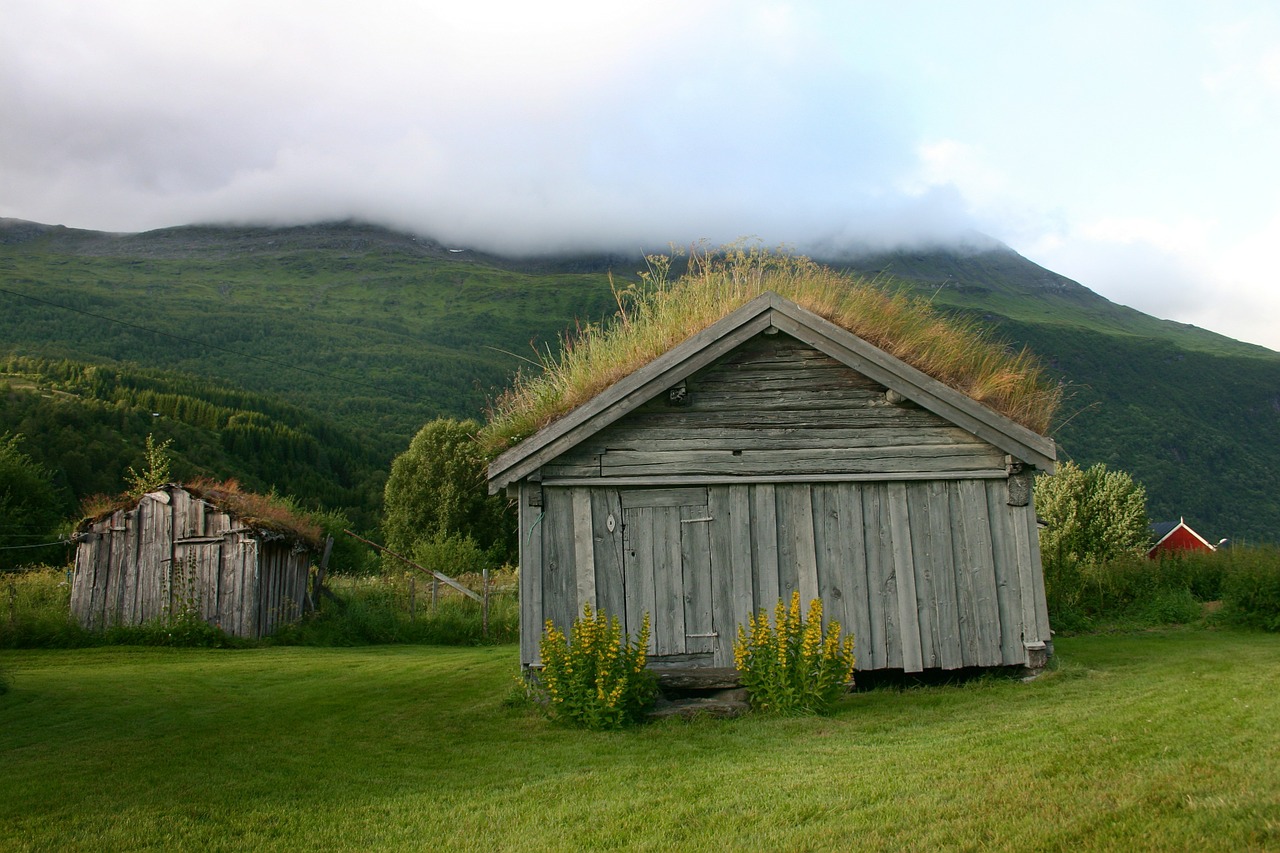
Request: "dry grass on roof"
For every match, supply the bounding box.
[80,478,323,548]
[185,478,324,547]
[479,244,1062,457]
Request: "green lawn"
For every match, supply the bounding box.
[3,630,1278,851]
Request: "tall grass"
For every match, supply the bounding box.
[0,566,518,648]
[1044,545,1280,633]
[0,566,88,648]
[480,244,1062,455]
[270,571,518,646]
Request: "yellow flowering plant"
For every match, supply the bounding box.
[537,604,658,730]
[733,592,855,715]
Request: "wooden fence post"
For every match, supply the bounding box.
[482,567,489,639]
[310,535,334,613]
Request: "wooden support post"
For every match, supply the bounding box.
[482,567,490,639]
[432,577,439,615]
[311,535,334,613]
[409,575,416,622]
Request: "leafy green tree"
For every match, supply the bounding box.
[0,433,66,570]
[1036,461,1150,567]
[382,418,514,567]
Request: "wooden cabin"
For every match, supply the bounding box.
[488,292,1058,675]
[71,483,317,639]
[1147,518,1217,558]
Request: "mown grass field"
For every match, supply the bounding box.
[3,629,1278,851]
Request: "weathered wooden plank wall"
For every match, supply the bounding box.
[522,480,1049,673]
[71,486,310,639]
[517,330,1051,674]
[544,335,1007,484]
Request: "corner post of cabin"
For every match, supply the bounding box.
[1007,455,1051,668]
[519,474,545,669]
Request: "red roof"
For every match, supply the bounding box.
[1147,518,1215,559]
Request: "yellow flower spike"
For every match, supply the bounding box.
[736,594,858,715]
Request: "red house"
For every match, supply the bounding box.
[1147,518,1216,559]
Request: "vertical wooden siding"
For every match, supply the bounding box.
[71,487,309,638]
[522,480,1050,672]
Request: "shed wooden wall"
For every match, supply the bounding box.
[517,331,1051,672]
[543,334,1007,484]
[71,487,310,638]
[520,479,1049,672]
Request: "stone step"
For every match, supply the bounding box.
[647,688,750,720]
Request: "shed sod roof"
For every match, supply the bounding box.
[79,479,323,549]
[480,249,1060,463]
[487,291,1057,492]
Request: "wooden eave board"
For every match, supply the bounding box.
[487,292,1056,492]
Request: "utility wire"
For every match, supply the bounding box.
[0,539,72,551]
[0,285,419,402]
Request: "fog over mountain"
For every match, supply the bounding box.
[4,2,1280,349]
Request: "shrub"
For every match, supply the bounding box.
[537,605,658,730]
[1134,587,1203,627]
[1220,546,1280,631]
[1039,547,1280,634]
[1,563,519,649]
[383,418,514,565]
[1036,461,1149,571]
[1044,552,1220,632]
[734,592,855,715]
[408,532,491,579]
[102,617,236,648]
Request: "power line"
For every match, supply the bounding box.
[0,538,72,551]
[0,284,419,402]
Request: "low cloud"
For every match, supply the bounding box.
[0,1,982,256]
[4,2,1279,352]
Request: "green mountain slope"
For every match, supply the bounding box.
[2,219,1277,543]
[831,246,1280,544]
[837,245,1271,356]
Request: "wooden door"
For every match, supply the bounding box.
[618,487,716,661]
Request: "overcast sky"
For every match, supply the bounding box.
[3,1,1279,350]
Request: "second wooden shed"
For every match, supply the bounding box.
[489,292,1058,675]
[71,482,319,639]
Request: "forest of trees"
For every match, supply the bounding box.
[0,357,391,539]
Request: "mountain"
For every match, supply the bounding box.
[2,218,1277,543]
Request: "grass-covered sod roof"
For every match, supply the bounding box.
[480,245,1061,456]
[80,478,324,548]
